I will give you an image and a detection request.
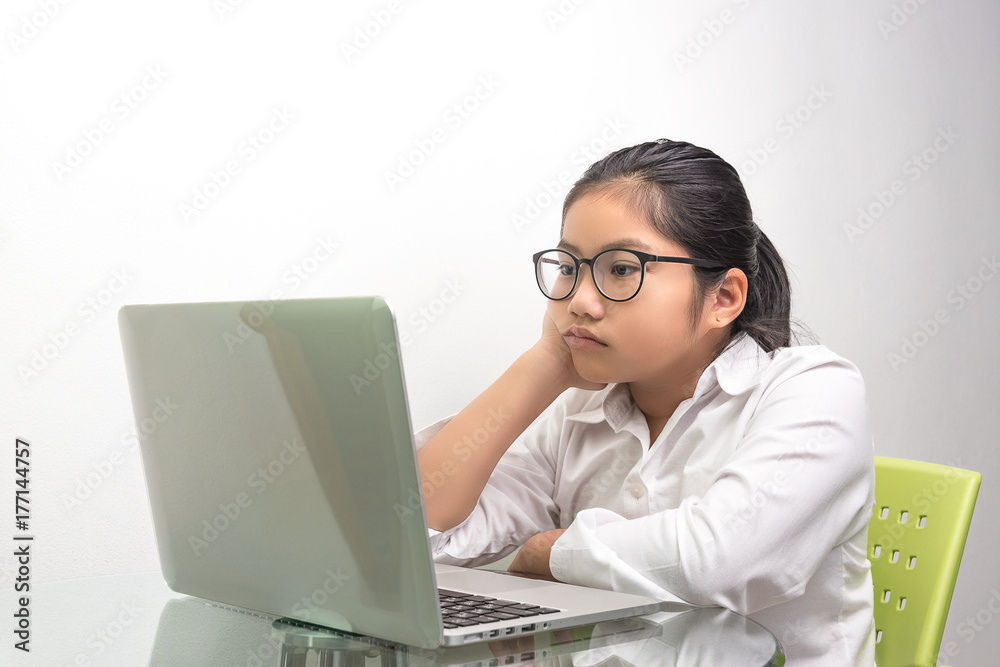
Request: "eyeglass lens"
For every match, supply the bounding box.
[536,250,644,301]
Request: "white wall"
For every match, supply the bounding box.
[2,0,997,664]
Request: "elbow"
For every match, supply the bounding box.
[424,500,475,533]
[675,513,808,614]
[679,562,806,615]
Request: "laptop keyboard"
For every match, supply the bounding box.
[438,588,560,629]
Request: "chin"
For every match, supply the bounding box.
[574,362,623,386]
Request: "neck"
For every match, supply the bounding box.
[629,330,729,443]
[629,372,701,442]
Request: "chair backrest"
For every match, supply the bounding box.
[868,456,981,667]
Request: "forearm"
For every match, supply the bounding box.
[417,347,569,531]
[549,417,873,611]
[508,529,566,580]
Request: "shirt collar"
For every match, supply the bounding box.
[694,333,769,398]
[565,334,769,428]
[565,384,633,429]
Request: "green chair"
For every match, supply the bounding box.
[868,456,981,667]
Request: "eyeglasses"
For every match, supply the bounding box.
[533,248,726,302]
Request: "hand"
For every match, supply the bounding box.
[533,313,606,392]
[508,529,566,580]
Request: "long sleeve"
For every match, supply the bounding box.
[419,396,573,567]
[549,356,874,617]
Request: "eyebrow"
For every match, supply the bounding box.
[557,237,658,255]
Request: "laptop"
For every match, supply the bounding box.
[118,296,662,648]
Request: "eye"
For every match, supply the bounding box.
[557,262,576,276]
[607,262,640,278]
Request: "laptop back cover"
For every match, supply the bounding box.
[119,296,442,648]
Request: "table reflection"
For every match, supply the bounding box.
[11,573,782,666]
[151,595,784,666]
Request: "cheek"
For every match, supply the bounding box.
[622,317,688,354]
[619,293,698,349]
[546,299,564,321]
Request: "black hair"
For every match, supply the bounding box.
[561,139,792,352]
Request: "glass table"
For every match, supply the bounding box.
[6,572,785,666]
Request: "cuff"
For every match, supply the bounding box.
[550,508,688,604]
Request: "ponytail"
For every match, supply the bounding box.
[734,229,791,351]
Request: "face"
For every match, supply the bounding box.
[548,191,720,391]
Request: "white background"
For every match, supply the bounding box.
[1,0,998,664]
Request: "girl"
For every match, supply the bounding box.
[416,139,875,666]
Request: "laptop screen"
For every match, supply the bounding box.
[119,297,442,647]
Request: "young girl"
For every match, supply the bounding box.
[416,139,875,666]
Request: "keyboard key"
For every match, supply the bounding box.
[438,589,473,598]
[437,588,561,629]
[491,607,540,618]
[489,611,520,621]
[446,612,483,621]
[475,615,500,623]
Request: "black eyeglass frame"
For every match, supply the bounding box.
[532,248,728,302]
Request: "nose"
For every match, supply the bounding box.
[567,263,605,319]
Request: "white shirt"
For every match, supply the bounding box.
[419,335,876,666]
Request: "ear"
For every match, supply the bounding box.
[705,268,747,329]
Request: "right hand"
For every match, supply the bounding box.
[532,312,607,392]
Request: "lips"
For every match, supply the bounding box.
[564,325,607,348]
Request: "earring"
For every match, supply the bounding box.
[716,316,721,322]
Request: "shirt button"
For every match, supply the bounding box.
[630,484,645,499]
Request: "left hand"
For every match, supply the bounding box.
[508,529,566,580]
